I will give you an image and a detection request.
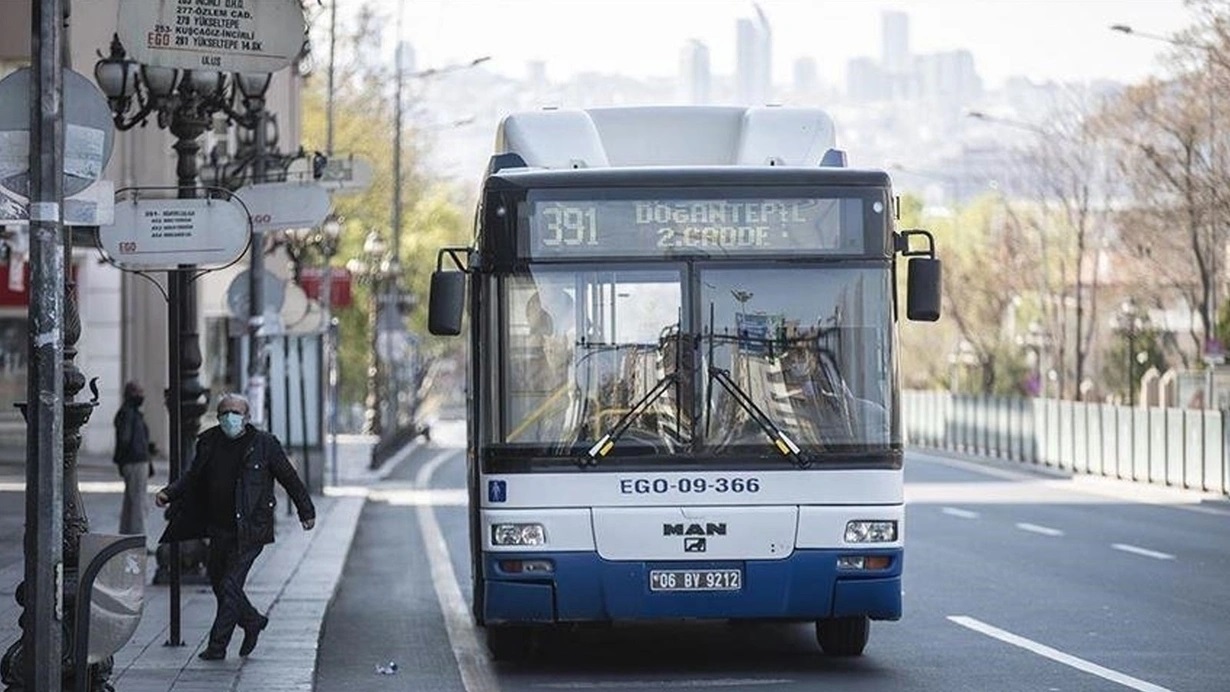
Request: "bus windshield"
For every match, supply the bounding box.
[498,264,896,461]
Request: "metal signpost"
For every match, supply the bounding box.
[95,187,251,649]
[233,180,329,424]
[97,0,308,648]
[0,8,116,684]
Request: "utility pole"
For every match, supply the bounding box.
[247,107,268,426]
[392,27,405,257]
[19,0,66,687]
[326,0,337,156]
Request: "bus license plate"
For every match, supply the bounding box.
[649,569,742,592]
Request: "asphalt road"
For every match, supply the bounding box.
[316,421,1230,692]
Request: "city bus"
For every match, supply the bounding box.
[427,106,941,660]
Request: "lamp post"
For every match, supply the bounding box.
[389,46,489,259]
[1112,299,1149,406]
[347,231,395,436]
[947,340,980,393]
[889,163,964,210]
[966,110,1049,199]
[0,2,86,688]
[92,33,274,645]
[319,216,342,483]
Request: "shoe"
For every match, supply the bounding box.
[198,647,226,661]
[239,616,268,657]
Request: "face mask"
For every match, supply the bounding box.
[130,395,144,407]
[219,412,246,439]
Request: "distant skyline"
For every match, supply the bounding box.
[354,0,1196,88]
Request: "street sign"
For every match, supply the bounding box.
[225,267,286,320]
[0,181,115,226]
[297,267,353,308]
[98,196,250,271]
[234,181,331,233]
[0,67,115,197]
[117,0,307,74]
[286,155,374,193]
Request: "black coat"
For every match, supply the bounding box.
[158,425,315,550]
[112,401,150,465]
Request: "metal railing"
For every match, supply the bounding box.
[902,391,1230,496]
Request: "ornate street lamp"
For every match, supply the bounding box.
[272,218,344,491]
[347,231,395,436]
[1017,320,1052,397]
[1112,300,1149,406]
[93,33,275,645]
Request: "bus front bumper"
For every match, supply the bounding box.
[481,548,902,624]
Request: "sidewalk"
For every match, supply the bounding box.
[94,434,415,691]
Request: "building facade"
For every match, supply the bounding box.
[0,0,304,458]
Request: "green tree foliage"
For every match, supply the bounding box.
[897,192,1040,395]
[298,3,474,419]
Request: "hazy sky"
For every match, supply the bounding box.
[365,0,1196,88]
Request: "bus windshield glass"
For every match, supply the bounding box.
[498,264,896,460]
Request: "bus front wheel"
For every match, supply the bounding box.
[485,625,535,661]
[815,616,869,656]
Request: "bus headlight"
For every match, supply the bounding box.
[491,523,546,546]
[844,520,897,543]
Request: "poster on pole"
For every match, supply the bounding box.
[0,68,115,197]
[117,0,306,74]
[0,181,115,227]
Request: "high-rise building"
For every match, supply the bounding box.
[680,39,712,104]
[793,56,819,95]
[396,40,416,75]
[915,50,983,107]
[882,10,910,74]
[846,56,887,103]
[736,4,772,105]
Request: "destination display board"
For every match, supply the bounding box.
[524,197,866,259]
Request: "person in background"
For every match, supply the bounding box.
[155,392,316,661]
[113,381,154,536]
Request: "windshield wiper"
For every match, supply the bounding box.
[707,365,812,468]
[580,372,677,467]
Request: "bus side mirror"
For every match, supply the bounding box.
[428,271,466,336]
[907,257,941,321]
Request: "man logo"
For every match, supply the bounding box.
[663,522,726,536]
[684,537,707,552]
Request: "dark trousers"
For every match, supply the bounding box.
[205,532,266,649]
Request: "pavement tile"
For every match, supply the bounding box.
[78,435,392,691]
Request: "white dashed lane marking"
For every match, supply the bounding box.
[1015,522,1064,537]
[949,616,1174,692]
[1112,543,1175,561]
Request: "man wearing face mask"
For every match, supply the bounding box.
[155,392,316,661]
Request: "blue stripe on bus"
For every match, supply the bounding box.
[482,549,902,624]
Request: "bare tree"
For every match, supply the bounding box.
[1095,73,1218,366]
[1091,2,1230,365]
